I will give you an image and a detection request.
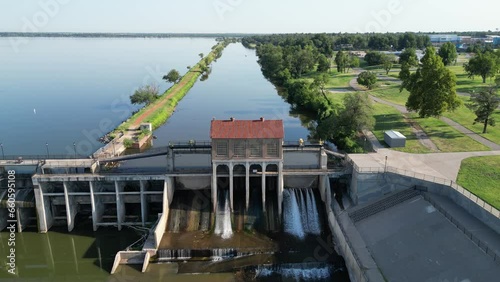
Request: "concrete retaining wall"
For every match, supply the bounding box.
[284,175,318,189]
[283,151,320,169]
[351,171,500,234]
[111,251,146,274]
[173,153,211,171]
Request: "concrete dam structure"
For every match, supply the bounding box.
[1,118,498,281]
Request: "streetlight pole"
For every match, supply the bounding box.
[112,141,116,157]
[0,143,4,160]
[45,143,50,159]
[73,142,77,159]
[384,156,388,173]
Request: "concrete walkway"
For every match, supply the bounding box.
[348,73,500,151]
[349,149,500,181]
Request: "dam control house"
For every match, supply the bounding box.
[210,117,285,215]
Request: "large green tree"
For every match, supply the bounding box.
[464,52,499,83]
[398,48,419,88]
[357,71,377,89]
[316,92,374,151]
[317,54,331,72]
[163,69,180,84]
[382,54,395,75]
[466,87,500,133]
[404,46,461,117]
[335,50,349,73]
[129,84,159,106]
[314,73,333,106]
[347,55,360,72]
[438,42,458,66]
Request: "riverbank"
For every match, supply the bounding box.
[113,41,229,135]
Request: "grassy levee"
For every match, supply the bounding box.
[112,42,227,135]
[457,156,500,210]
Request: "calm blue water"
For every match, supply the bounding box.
[117,43,310,172]
[0,38,310,159]
[152,43,309,143]
[0,37,216,156]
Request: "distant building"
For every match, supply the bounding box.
[459,36,473,44]
[428,34,460,46]
[486,35,500,46]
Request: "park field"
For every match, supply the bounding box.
[366,84,500,145]
[457,156,500,210]
[371,102,432,154]
[447,65,494,93]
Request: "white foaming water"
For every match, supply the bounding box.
[283,189,305,240]
[283,188,322,239]
[214,191,233,239]
[256,264,332,281]
[306,189,322,235]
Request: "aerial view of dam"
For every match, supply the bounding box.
[1,1,500,282]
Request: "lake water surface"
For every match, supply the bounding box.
[0,37,315,281]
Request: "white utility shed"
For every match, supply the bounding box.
[384,130,406,147]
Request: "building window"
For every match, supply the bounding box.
[216,141,228,157]
[233,140,246,157]
[267,141,278,157]
[249,140,261,157]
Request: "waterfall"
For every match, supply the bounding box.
[211,248,238,261]
[283,189,305,240]
[256,263,332,281]
[283,188,322,240]
[157,249,192,261]
[306,189,321,235]
[214,190,233,239]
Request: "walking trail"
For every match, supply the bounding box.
[347,69,500,151]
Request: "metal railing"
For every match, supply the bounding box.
[347,156,500,219]
[423,193,499,263]
[1,154,90,161]
[167,140,212,147]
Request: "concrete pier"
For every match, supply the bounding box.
[63,181,78,232]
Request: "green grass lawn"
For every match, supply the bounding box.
[303,69,357,89]
[457,156,500,210]
[443,96,500,145]
[372,103,432,153]
[326,71,357,89]
[369,84,409,106]
[447,65,495,93]
[408,113,490,152]
[328,91,490,152]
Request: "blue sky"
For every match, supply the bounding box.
[1,0,499,33]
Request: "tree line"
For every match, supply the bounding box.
[254,39,374,152]
[243,32,431,52]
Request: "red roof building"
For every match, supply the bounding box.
[210,118,284,139]
[210,118,284,160]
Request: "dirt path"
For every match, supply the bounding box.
[131,71,195,128]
